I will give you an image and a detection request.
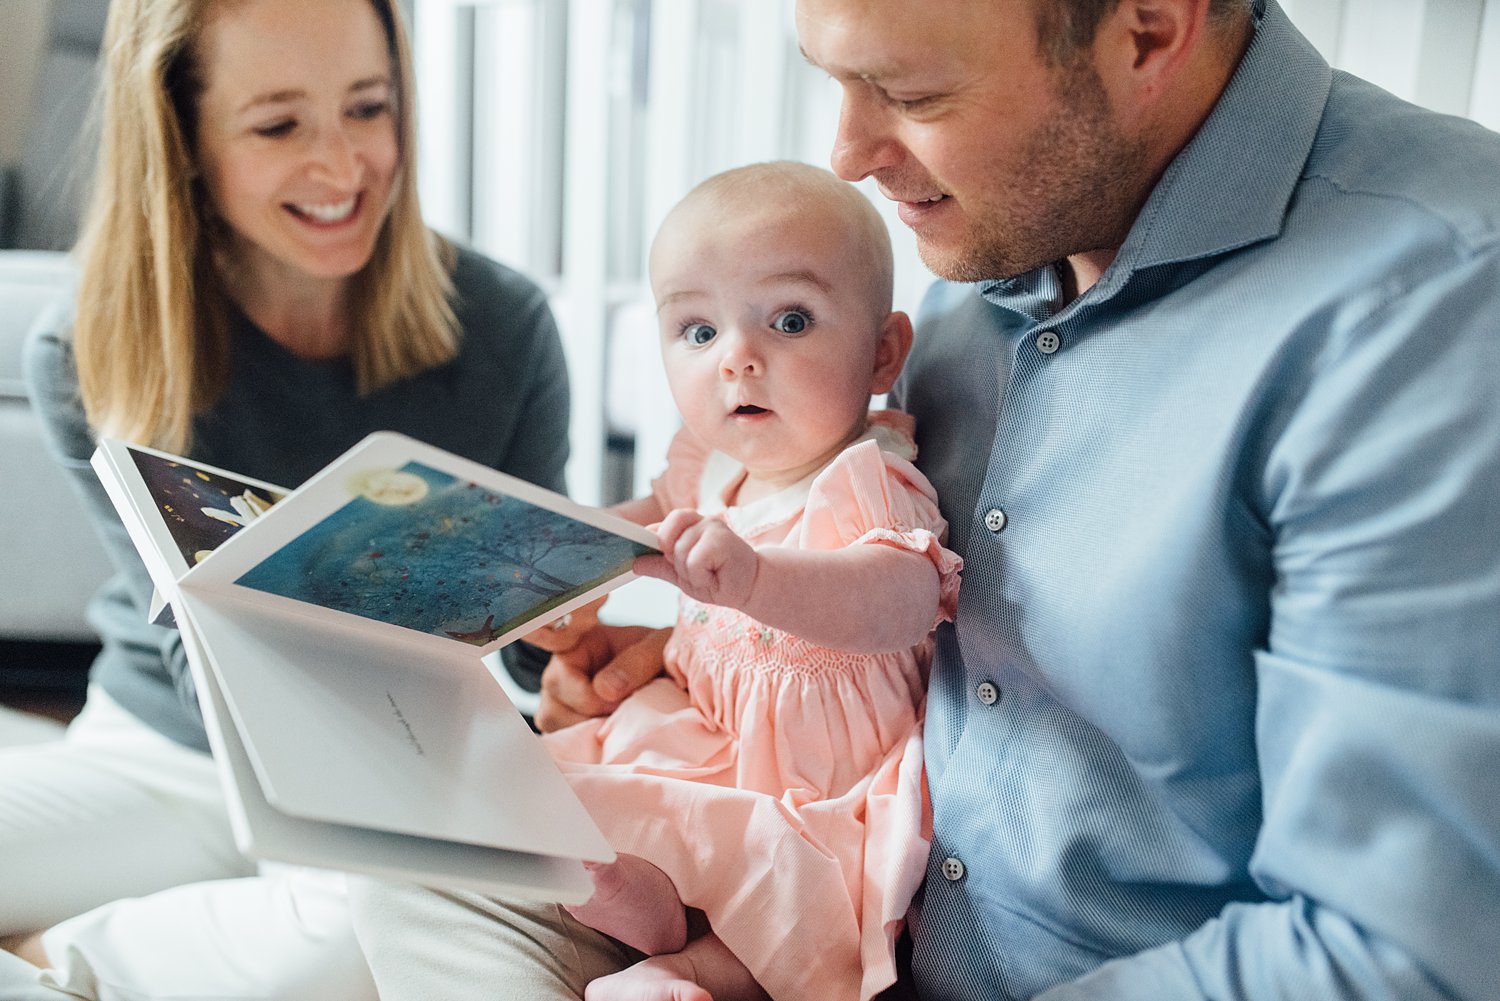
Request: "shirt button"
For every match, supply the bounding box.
[941,856,966,881]
[1036,330,1061,354]
[977,681,999,706]
[983,508,1008,533]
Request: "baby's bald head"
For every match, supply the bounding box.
[652,161,896,332]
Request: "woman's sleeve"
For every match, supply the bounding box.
[21,309,196,708]
[494,286,570,496]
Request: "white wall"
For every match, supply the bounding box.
[0,0,52,164]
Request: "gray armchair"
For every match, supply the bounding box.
[0,0,113,661]
[0,251,109,644]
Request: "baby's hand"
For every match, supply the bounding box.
[634,509,758,610]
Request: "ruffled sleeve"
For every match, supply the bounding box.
[796,438,963,629]
[649,425,712,513]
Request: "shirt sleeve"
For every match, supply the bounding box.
[1036,244,1500,1001]
[491,284,570,495]
[21,311,197,711]
[471,271,572,688]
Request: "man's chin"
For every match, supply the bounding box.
[915,239,1035,285]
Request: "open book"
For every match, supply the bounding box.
[92,431,660,902]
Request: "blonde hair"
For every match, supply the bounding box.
[73,0,458,453]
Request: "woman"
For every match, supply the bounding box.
[0,0,569,996]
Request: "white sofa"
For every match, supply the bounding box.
[0,250,109,645]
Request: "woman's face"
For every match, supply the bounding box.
[193,0,400,288]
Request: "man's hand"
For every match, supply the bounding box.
[521,596,606,654]
[634,509,759,611]
[535,623,671,733]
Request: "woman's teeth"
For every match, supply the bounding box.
[294,197,357,223]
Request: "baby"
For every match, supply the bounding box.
[541,161,960,1001]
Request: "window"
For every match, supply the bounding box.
[411,0,1499,506]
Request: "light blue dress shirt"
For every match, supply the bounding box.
[892,2,1500,999]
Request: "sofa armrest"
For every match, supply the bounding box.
[0,250,110,644]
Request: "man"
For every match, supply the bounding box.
[794,0,1499,998]
[356,1,1500,998]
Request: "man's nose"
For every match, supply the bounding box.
[830,88,901,181]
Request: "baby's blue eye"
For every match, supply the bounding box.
[684,323,716,345]
[772,310,810,335]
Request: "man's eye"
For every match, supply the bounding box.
[772,310,810,335]
[889,93,939,113]
[683,323,716,345]
[254,120,296,138]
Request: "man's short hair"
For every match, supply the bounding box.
[1034,0,1253,65]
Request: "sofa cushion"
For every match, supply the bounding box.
[0,251,74,397]
[0,248,105,643]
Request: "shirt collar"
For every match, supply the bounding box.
[982,0,1331,310]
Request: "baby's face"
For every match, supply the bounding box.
[651,197,890,493]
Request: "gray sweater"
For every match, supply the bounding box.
[23,246,570,751]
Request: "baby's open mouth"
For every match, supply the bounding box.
[734,405,767,415]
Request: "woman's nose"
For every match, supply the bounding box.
[308,125,361,187]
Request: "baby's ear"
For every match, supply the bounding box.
[869,311,914,394]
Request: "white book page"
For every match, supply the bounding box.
[181,586,614,865]
[176,603,597,902]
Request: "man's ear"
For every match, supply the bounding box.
[870,310,914,395]
[1093,0,1210,102]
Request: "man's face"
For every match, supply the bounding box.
[797,0,1147,282]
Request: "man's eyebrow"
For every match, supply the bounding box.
[237,75,390,114]
[797,43,907,84]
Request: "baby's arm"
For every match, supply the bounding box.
[636,509,940,654]
[612,493,667,527]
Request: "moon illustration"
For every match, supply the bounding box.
[350,469,430,506]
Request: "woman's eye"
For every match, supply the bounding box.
[772,310,810,335]
[350,100,390,121]
[683,323,717,346]
[254,119,296,138]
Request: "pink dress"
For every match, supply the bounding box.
[543,411,962,1001]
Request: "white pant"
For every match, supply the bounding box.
[350,877,636,1001]
[0,687,375,1001]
